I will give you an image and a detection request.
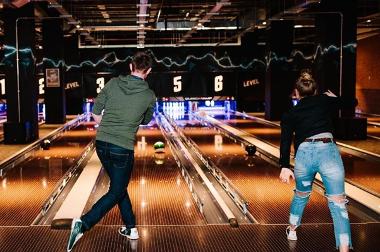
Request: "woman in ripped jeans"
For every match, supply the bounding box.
[279,70,357,252]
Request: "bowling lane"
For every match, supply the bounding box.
[368,124,380,138]
[87,124,205,226]
[216,112,380,196]
[0,122,96,226]
[178,118,365,224]
[368,117,380,123]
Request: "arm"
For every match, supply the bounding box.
[279,113,295,184]
[324,90,358,109]
[279,113,294,169]
[92,113,102,124]
[92,81,109,124]
[141,94,156,125]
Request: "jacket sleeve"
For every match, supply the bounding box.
[279,112,294,168]
[325,95,358,109]
[92,80,111,115]
[141,93,156,125]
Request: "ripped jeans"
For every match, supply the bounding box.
[289,141,352,248]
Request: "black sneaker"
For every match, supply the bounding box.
[118,227,139,240]
[67,218,83,252]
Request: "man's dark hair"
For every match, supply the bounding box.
[295,69,317,97]
[131,51,152,73]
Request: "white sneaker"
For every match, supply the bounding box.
[67,218,84,251]
[118,227,139,240]
[286,226,297,241]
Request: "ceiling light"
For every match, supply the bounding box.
[262,21,267,25]
[97,5,106,10]
[366,19,372,23]
[102,13,110,19]
[136,4,151,7]
[76,24,81,29]
[48,3,62,8]
[294,25,303,28]
[186,12,190,17]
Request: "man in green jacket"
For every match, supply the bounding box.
[67,51,155,251]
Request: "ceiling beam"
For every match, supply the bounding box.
[136,0,150,48]
[176,0,231,46]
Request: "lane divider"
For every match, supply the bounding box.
[202,114,380,215]
[236,111,380,159]
[51,151,102,229]
[166,115,257,224]
[159,114,238,227]
[0,113,89,177]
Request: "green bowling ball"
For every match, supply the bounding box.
[153,141,165,153]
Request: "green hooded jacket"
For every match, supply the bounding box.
[92,75,156,150]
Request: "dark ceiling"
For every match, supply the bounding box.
[0,0,380,48]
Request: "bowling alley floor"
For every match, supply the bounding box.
[0,123,63,161]
[247,112,380,155]
[1,223,380,251]
[1,117,379,251]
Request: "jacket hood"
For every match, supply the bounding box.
[117,75,149,95]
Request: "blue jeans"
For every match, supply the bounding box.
[289,141,352,248]
[81,140,135,231]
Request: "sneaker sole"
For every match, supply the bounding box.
[118,229,139,240]
[287,236,297,241]
[67,219,83,252]
[286,227,297,241]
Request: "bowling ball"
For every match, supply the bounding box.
[41,139,51,150]
[229,218,239,228]
[154,152,165,165]
[153,141,165,153]
[245,145,256,156]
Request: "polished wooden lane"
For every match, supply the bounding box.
[181,125,366,224]
[217,113,380,196]
[85,125,205,226]
[0,124,64,162]
[1,223,379,251]
[0,123,95,226]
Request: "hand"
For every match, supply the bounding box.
[92,113,103,125]
[279,168,295,184]
[324,89,337,97]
